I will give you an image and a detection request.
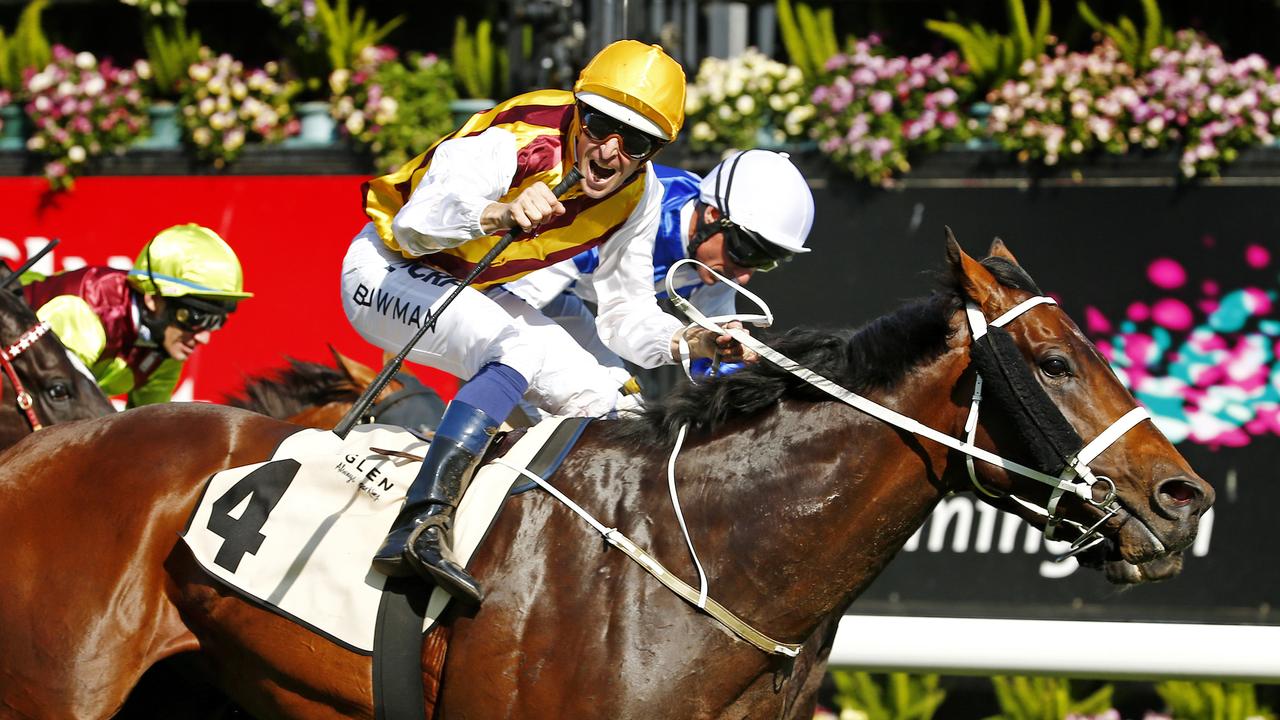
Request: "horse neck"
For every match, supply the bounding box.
[689,345,970,641]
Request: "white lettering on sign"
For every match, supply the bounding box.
[0,236,123,274]
[903,496,1215,580]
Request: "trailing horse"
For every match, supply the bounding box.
[226,348,444,435]
[0,284,114,448]
[0,236,1211,719]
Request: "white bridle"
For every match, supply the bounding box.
[668,259,1151,558]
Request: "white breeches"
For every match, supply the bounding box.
[341,225,624,417]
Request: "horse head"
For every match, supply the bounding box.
[0,287,114,447]
[947,230,1213,583]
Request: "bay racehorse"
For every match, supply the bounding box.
[226,348,444,435]
[0,284,114,448]
[0,235,1212,719]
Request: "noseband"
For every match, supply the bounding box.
[0,321,53,432]
[962,298,1149,556]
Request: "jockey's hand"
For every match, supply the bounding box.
[481,182,566,234]
[673,321,759,365]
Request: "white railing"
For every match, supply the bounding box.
[831,616,1280,682]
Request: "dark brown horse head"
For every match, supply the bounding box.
[0,287,114,447]
[946,230,1213,579]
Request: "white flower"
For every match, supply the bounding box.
[27,70,54,94]
[345,111,366,135]
[83,76,105,97]
[190,64,212,83]
[735,95,755,114]
[192,126,213,146]
[26,135,45,151]
[67,145,86,163]
[329,69,350,95]
[691,121,715,142]
[75,52,96,71]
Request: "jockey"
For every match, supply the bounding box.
[23,224,251,407]
[343,40,751,603]
[505,149,815,385]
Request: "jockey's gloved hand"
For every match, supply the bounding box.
[689,358,746,378]
[676,321,758,364]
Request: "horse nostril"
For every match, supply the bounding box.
[1157,478,1203,511]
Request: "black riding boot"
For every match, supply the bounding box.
[372,400,497,604]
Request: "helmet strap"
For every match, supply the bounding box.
[688,201,726,257]
[137,295,170,351]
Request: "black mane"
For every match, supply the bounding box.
[606,255,1040,445]
[226,359,358,420]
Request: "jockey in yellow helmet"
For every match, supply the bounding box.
[345,40,753,603]
[23,224,251,407]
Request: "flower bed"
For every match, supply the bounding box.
[24,46,149,189]
[810,36,972,185]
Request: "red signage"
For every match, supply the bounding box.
[1,176,459,405]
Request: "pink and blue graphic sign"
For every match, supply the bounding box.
[1086,236,1279,449]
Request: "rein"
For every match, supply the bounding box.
[0,321,52,432]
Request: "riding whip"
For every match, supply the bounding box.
[335,167,583,438]
[1,239,60,289]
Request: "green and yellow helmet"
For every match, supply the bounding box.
[128,224,252,300]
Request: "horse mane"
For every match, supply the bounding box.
[226,359,360,420]
[607,255,1041,445]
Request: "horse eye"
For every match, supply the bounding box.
[1040,356,1071,378]
[47,382,72,401]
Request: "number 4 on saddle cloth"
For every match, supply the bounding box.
[180,417,586,653]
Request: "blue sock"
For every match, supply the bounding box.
[453,362,529,425]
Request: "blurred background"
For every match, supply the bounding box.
[2,1,1280,718]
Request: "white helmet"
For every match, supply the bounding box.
[698,150,815,254]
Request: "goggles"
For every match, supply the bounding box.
[579,106,666,159]
[168,298,231,333]
[722,223,793,272]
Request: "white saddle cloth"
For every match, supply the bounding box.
[181,419,567,652]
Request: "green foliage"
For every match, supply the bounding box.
[775,0,840,81]
[1077,0,1174,71]
[924,0,1051,90]
[829,671,947,720]
[1155,680,1277,720]
[142,18,202,100]
[452,16,502,99]
[0,0,52,94]
[313,0,404,74]
[984,676,1114,720]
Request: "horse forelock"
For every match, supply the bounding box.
[980,256,1042,295]
[0,288,38,339]
[226,359,361,420]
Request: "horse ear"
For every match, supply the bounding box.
[330,346,377,389]
[988,237,1020,264]
[385,352,424,385]
[946,226,997,307]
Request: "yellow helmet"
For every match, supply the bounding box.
[128,224,253,300]
[574,40,686,141]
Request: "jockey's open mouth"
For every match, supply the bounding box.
[587,159,617,183]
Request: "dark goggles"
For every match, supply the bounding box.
[722,223,793,272]
[168,298,231,333]
[579,107,666,159]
